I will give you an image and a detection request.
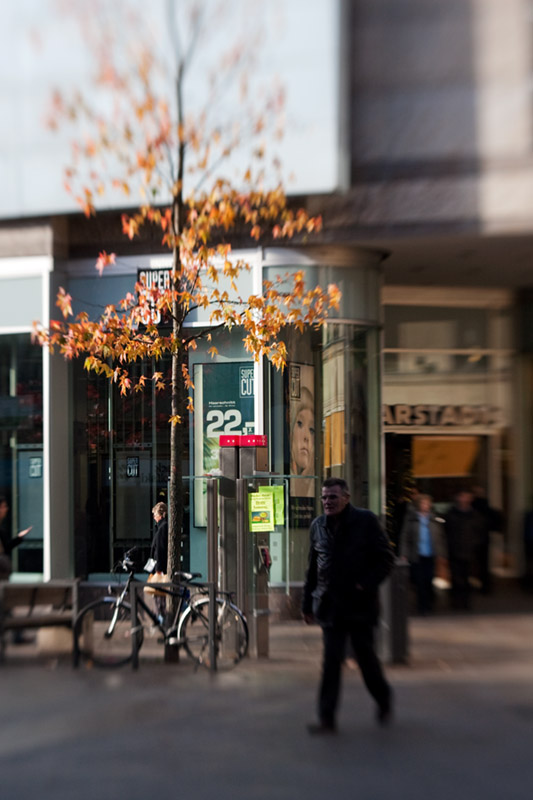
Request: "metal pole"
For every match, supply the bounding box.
[130,582,139,670]
[235,477,248,617]
[206,480,219,673]
[208,581,217,672]
[206,478,219,589]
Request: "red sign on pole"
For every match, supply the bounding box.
[219,434,268,448]
[219,435,241,447]
[240,434,268,447]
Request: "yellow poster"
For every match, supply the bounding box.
[258,485,285,525]
[249,492,275,532]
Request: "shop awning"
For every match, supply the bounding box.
[412,435,480,478]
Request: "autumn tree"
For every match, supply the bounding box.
[35,0,340,584]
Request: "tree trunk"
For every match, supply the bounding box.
[165,342,185,662]
[168,347,185,576]
[165,142,185,659]
[165,59,186,662]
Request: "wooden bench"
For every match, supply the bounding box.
[0,580,79,661]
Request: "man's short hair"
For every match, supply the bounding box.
[152,502,168,517]
[322,477,350,496]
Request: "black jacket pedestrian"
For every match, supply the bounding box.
[302,504,394,626]
[471,496,503,538]
[0,522,25,578]
[445,506,484,562]
[0,523,25,556]
[150,517,168,573]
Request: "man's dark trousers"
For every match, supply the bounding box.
[449,557,471,609]
[411,555,435,613]
[319,617,391,725]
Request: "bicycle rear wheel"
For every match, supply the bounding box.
[74,597,143,668]
[178,596,248,669]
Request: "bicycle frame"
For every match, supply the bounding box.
[108,570,191,641]
[133,582,190,638]
[128,578,219,671]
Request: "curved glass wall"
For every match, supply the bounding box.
[264,248,384,603]
[267,321,382,596]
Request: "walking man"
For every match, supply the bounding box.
[445,489,484,609]
[303,478,394,733]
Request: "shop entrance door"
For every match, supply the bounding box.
[385,433,490,545]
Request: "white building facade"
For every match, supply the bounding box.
[1,0,532,584]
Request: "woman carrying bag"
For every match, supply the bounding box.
[144,502,169,620]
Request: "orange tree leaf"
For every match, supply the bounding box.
[56,288,73,319]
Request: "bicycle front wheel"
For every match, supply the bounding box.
[178,597,248,669]
[74,597,143,668]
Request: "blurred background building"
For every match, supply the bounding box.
[0,0,531,599]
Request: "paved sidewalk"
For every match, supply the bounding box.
[2,590,533,800]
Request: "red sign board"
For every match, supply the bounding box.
[219,434,268,448]
[219,435,241,447]
[240,434,268,447]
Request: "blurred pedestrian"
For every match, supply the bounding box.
[471,486,503,594]
[400,493,444,614]
[0,495,32,579]
[0,495,33,643]
[445,489,484,610]
[303,478,394,734]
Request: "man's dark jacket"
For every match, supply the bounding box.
[444,506,483,562]
[302,504,394,626]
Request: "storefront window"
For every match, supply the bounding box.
[384,306,492,350]
[72,355,185,576]
[383,301,512,548]
[0,334,43,572]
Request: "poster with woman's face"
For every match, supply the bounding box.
[289,363,315,499]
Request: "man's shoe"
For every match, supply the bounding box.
[376,696,393,726]
[307,720,337,735]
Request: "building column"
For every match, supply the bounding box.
[43,271,72,579]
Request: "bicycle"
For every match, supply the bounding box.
[73,549,248,670]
